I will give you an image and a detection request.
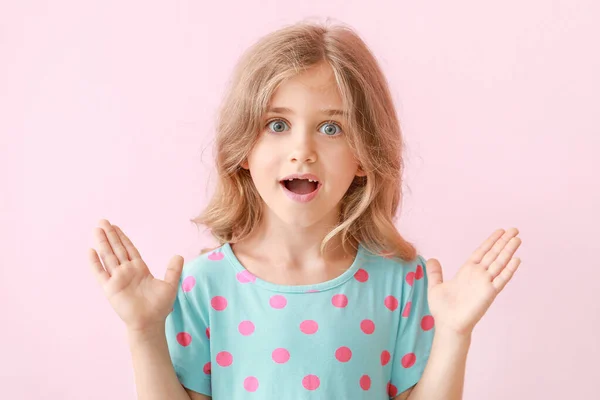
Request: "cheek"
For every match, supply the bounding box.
[326,150,360,173]
[248,144,278,167]
[247,149,280,183]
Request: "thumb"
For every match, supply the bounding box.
[164,255,185,287]
[425,258,443,290]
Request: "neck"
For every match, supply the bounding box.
[231,210,357,271]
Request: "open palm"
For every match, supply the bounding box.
[88,219,184,332]
[425,228,522,336]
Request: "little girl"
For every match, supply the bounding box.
[89,20,522,400]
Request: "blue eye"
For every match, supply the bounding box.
[265,119,343,138]
[319,122,342,137]
[267,119,289,133]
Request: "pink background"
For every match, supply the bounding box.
[2,1,599,399]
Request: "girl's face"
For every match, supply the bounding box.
[242,61,365,229]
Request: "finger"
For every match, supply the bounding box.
[492,257,521,292]
[487,236,522,279]
[99,219,130,265]
[424,258,443,289]
[479,228,519,268]
[164,255,184,287]
[113,225,142,260]
[88,248,110,285]
[94,227,120,274]
[469,228,506,264]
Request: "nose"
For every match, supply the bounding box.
[289,126,317,164]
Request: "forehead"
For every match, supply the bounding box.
[268,62,343,111]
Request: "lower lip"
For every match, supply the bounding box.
[280,182,321,203]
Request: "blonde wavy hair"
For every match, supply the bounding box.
[191,19,418,262]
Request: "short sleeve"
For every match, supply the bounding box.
[389,255,435,398]
[165,273,212,396]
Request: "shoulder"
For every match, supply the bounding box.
[359,245,427,281]
[184,243,229,270]
[180,244,234,289]
[358,246,428,306]
[173,244,234,315]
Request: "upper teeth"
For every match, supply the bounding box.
[287,178,318,182]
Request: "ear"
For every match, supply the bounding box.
[356,165,366,177]
[241,159,249,169]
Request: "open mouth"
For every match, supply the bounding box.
[280,178,320,195]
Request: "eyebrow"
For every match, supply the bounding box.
[267,107,348,117]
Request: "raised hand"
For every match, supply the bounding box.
[88,219,185,332]
[424,228,523,337]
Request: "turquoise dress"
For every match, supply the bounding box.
[166,242,435,399]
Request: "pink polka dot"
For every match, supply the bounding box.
[300,320,319,334]
[302,375,320,390]
[335,346,352,362]
[208,251,224,261]
[406,271,415,286]
[360,319,375,334]
[401,352,417,368]
[331,294,348,308]
[421,315,435,331]
[272,348,290,364]
[269,295,287,309]
[380,350,391,366]
[176,332,192,347]
[415,264,424,280]
[211,296,228,311]
[384,295,398,311]
[203,362,211,375]
[244,376,259,392]
[205,327,210,339]
[238,320,255,336]
[359,375,371,390]
[388,382,398,397]
[236,270,256,284]
[182,276,196,292]
[216,351,233,367]
[402,301,412,318]
[354,268,369,282]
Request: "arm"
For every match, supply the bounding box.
[394,386,414,400]
[406,330,471,400]
[127,325,202,400]
[405,228,522,400]
[185,388,211,400]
